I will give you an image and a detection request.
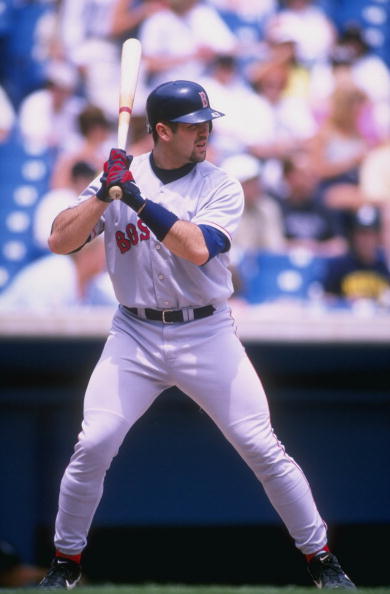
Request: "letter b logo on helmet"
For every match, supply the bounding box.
[198,91,209,108]
[146,80,224,132]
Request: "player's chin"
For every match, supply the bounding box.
[191,148,207,162]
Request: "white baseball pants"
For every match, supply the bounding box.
[54,305,327,555]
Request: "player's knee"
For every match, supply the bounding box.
[225,413,270,450]
[72,433,118,470]
[74,414,128,467]
[225,414,283,463]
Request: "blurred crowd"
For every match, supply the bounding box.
[0,0,390,313]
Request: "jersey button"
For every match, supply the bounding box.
[156,244,161,250]
[158,274,164,280]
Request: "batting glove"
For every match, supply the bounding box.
[96,149,145,212]
[96,162,112,203]
[96,148,130,202]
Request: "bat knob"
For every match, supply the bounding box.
[108,185,123,200]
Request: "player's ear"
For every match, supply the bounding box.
[155,122,172,142]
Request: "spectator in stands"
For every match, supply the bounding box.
[34,161,98,252]
[109,0,166,38]
[221,153,285,256]
[252,28,310,101]
[338,26,390,136]
[0,1,59,108]
[210,0,276,31]
[50,105,113,189]
[360,139,390,264]
[58,0,165,121]
[221,153,285,297]
[0,85,15,143]
[309,25,390,140]
[249,63,308,149]
[248,62,317,191]
[264,0,336,68]
[275,156,347,257]
[323,205,390,304]
[307,84,372,212]
[207,0,277,68]
[199,54,276,164]
[1,159,118,309]
[360,140,390,206]
[139,0,237,92]
[18,60,84,153]
[0,237,116,310]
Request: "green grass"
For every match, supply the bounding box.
[1,586,390,594]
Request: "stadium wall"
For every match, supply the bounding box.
[0,334,388,586]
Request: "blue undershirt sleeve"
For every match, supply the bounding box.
[198,224,230,262]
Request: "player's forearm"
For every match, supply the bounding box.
[49,196,107,255]
[162,220,209,266]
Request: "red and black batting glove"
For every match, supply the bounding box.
[96,148,145,212]
[96,160,111,202]
[96,148,130,202]
[96,149,178,241]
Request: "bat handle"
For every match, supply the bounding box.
[108,185,123,200]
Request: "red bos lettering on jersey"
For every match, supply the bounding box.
[115,219,150,253]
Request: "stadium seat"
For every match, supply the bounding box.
[320,0,390,66]
[1,2,54,107]
[237,249,328,304]
[0,130,57,291]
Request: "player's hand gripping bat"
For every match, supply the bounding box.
[108,38,142,201]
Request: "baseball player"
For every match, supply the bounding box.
[39,80,355,590]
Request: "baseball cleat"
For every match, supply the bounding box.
[307,551,356,589]
[38,557,81,590]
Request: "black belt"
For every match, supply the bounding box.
[124,305,215,324]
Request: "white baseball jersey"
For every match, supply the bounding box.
[79,153,244,309]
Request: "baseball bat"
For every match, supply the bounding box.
[108,38,142,200]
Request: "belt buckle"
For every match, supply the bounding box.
[162,309,175,324]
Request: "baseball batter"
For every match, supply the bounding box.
[39,81,355,590]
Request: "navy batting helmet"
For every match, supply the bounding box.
[146,80,224,132]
